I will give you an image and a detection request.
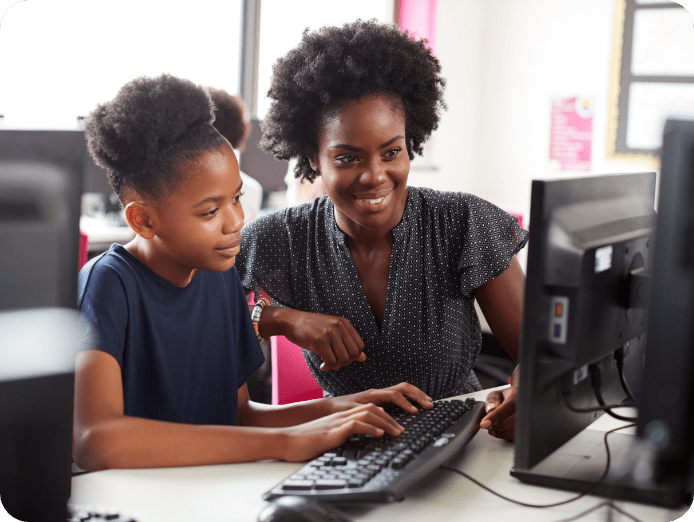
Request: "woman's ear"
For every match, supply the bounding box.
[124,202,156,240]
[308,152,320,175]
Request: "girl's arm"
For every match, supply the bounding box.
[73,350,404,471]
[237,381,434,429]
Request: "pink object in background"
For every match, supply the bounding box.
[509,212,524,229]
[549,97,593,172]
[398,0,439,55]
[247,290,323,405]
[271,336,323,405]
[79,231,89,270]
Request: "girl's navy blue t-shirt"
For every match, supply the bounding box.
[78,244,264,426]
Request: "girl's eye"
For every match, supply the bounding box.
[202,208,218,217]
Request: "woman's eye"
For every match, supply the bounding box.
[336,155,358,164]
[202,208,218,217]
[385,147,401,158]
[234,191,245,203]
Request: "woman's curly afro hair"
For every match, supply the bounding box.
[260,19,446,183]
[207,88,252,150]
[84,74,227,203]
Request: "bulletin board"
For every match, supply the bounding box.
[606,0,694,165]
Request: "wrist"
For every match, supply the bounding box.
[320,396,340,415]
[251,298,270,344]
[258,305,294,338]
[274,428,293,461]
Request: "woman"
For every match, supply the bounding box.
[237,20,527,442]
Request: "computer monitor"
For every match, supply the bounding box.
[0,309,83,522]
[0,129,87,520]
[636,119,694,505]
[239,119,289,199]
[511,171,663,503]
[0,129,85,310]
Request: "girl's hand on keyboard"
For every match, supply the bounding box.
[328,382,434,415]
[279,403,405,462]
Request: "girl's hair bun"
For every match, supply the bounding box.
[85,74,225,201]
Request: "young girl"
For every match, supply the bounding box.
[74,74,432,471]
[235,20,528,442]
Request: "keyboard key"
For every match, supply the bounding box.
[281,479,315,490]
[315,479,348,490]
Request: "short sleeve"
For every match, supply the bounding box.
[236,211,296,308]
[78,259,128,365]
[456,195,528,295]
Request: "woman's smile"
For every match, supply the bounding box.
[353,190,391,209]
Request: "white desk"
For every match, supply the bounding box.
[70,388,691,522]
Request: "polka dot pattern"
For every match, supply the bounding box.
[236,187,528,400]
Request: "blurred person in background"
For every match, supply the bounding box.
[208,88,263,222]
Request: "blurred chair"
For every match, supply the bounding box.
[271,336,323,405]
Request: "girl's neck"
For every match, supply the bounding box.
[124,237,197,288]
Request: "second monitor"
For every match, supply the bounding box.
[511,171,661,503]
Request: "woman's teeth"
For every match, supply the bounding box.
[366,197,384,204]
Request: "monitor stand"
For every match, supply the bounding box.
[510,428,689,508]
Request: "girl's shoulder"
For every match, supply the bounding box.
[79,245,134,286]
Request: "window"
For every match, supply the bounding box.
[607,0,694,161]
[255,0,395,119]
[0,0,243,129]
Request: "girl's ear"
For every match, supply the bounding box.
[124,202,156,239]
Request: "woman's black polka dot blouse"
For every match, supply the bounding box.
[236,186,528,399]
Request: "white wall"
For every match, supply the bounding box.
[414,0,660,229]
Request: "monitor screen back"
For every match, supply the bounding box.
[514,172,656,471]
[0,130,85,310]
[0,308,84,522]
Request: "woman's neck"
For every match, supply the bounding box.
[333,189,408,250]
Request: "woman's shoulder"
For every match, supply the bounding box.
[408,186,493,216]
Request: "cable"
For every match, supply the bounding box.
[440,424,635,509]
[614,348,639,404]
[562,388,637,415]
[562,395,637,414]
[552,501,644,522]
[588,364,638,422]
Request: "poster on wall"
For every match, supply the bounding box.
[549,97,594,172]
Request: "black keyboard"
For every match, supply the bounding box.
[263,398,484,503]
[68,504,138,522]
